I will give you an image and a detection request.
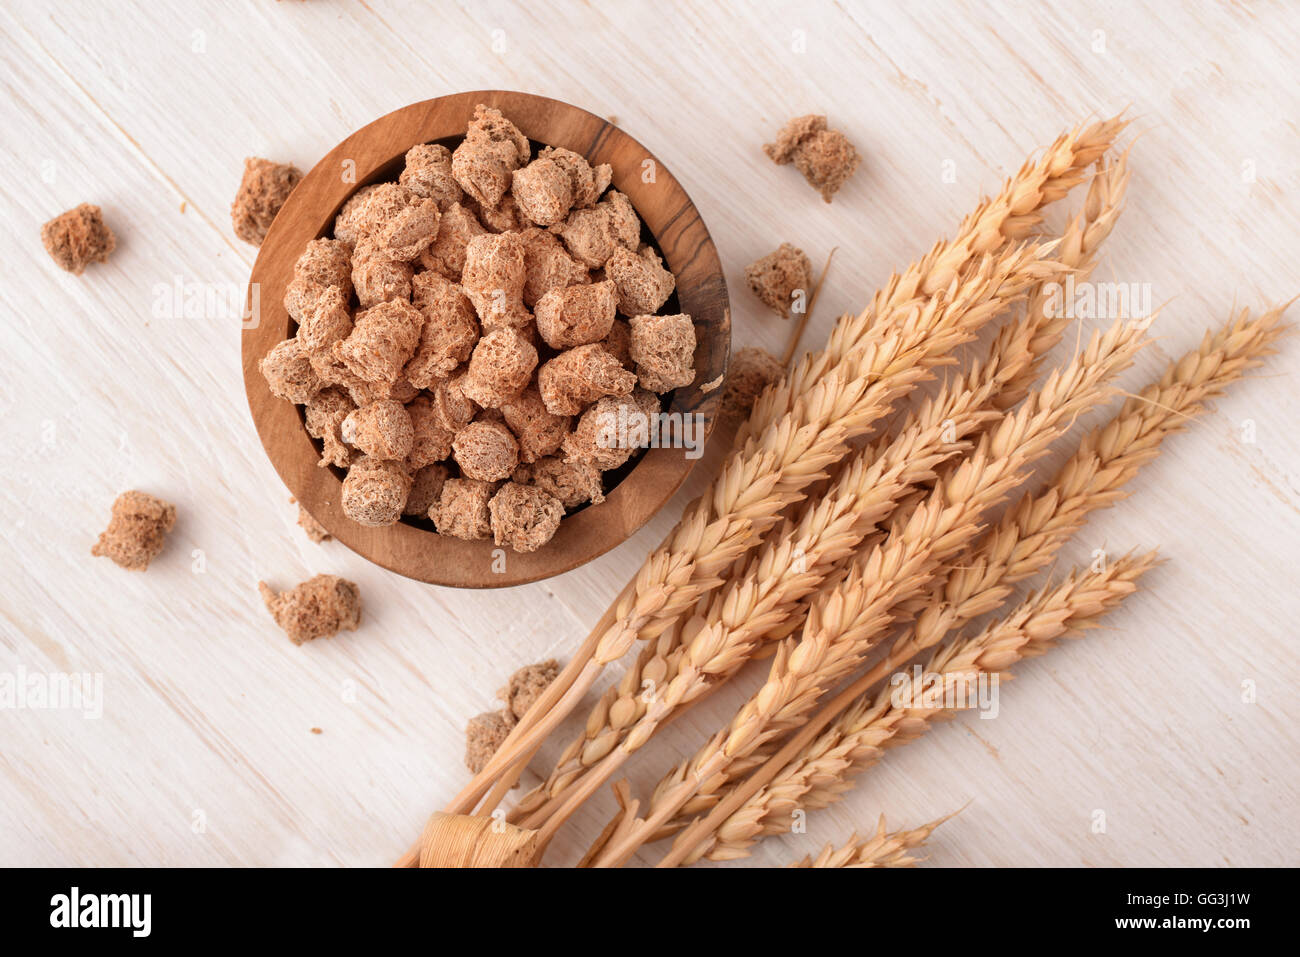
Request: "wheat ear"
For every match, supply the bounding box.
[788,812,954,868]
[514,158,1136,830]
[587,322,1146,867]
[446,242,1063,824]
[695,553,1159,863]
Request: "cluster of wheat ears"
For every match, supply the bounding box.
[398,114,1289,868]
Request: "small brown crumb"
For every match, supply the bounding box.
[515,455,604,509]
[461,326,539,408]
[500,387,571,463]
[537,344,637,416]
[304,387,356,468]
[606,245,675,316]
[405,273,479,387]
[628,313,696,392]
[550,190,640,269]
[404,463,451,516]
[296,503,332,543]
[405,395,454,468]
[461,232,530,329]
[465,709,515,773]
[341,399,414,460]
[398,143,464,210]
[498,659,560,721]
[231,157,302,245]
[745,243,812,319]
[341,456,411,526]
[91,490,176,571]
[331,299,424,384]
[512,157,575,226]
[434,478,497,539]
[763,115,860,203]
[261,337,323,403]
[41,204,116,275]
[418,201,486,281]
[519,227,588,308]
[535,279,618,349]
[538,146,612,208]
[311,727,323,734]
[488,483,564,552]
[258,574,361,646]
[453,420,520,482]
[721,347,785,422]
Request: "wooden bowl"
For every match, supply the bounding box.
[242,91,730,588]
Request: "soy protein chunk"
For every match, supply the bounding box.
[258,574,361,645]
[232,157,302,245]
[41,203,116,274]
[90,490,176,571]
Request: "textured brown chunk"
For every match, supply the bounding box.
[515,455,604,509]
[606,245,675,316]
[550,190,640,269]
[404,463,451,517]
[498,659,561,720]
[342,400,414,460]
[351,246,415,308]
[405,395,454,468]
[462,326,539,408]
[488,483,564,552]
[297,285,354,354]
[511,157,575,226]
[745,243,812,319]
[377,197,441,261]
[405,272,479,387]
[562,390,658,471]
[451,105,530,208]
[535,279,618,349]
[431,371,479,433]
[261,337,323,403]
[232,157,302,245]
[294,238,354,293]
[538,146,612,208]
[475,194,526,233]
[763,115,861,203]
[304,387,356,468]
[453,420,520,482]
[418,202,486,281]
[435,478,496,540]
[341,456,411,526]
[519,227,588,308]
[500,387,571,463]
[90,490,176,571]
[722,347,784,422]
[331,299,424,383]
[258,574,361,645]
[399,143,464,210]
[41,204,116,274]
[629,313,696,392]
[537,344,637,415]
[600,318,633,368]
[461,232,530,329]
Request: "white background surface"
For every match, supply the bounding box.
[1,0,1297,867]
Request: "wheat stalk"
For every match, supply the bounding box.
[511,157,1137,831]
[694,553,1159,863]
[788,813,953,868]
[587,321,1146,867]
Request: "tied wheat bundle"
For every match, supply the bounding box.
[402,114,1290,870]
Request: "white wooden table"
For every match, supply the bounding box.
[2,0,1297,868]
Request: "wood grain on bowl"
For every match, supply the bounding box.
[242,91,730,588]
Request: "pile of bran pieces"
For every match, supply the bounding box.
[53,110,859,763]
